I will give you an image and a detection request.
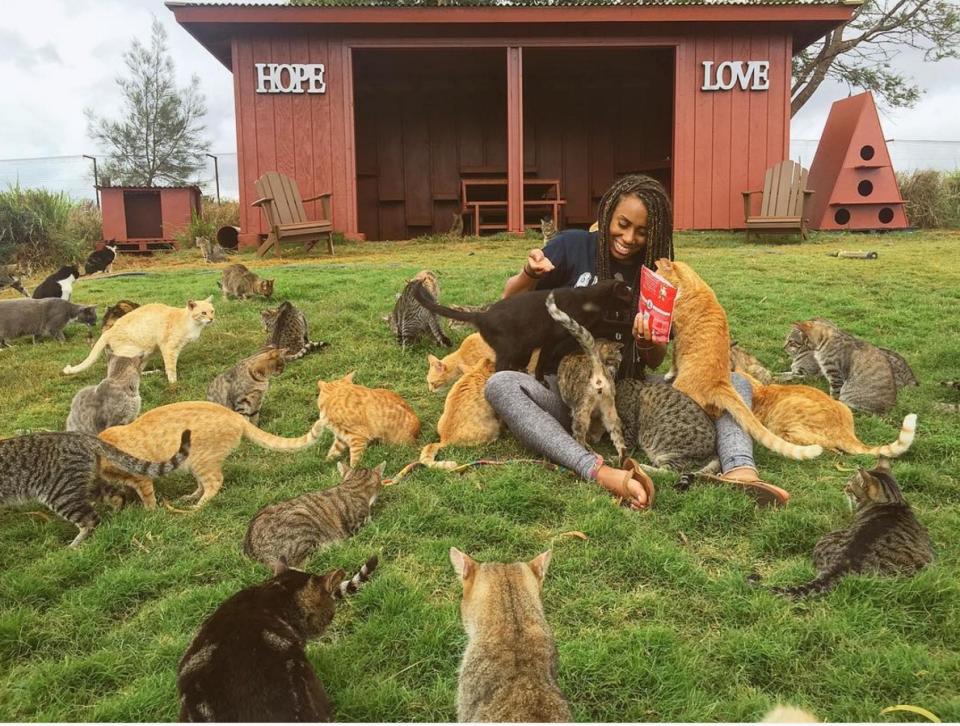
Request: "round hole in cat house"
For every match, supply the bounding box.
[217,225,241,250]
[860,145,875,161]
[834,208,851,225]
[878,207,894,224]
[857,180,873,197]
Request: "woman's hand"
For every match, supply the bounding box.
[632,312,668,369]
[524,248,555,278]
[632,312,654,343]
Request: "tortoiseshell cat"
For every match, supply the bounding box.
[219,263,274,300]
[101,299,139,331]
[206,346,285,424]
[66,353,145,434]
[178,556,378,722]
[261,301,327,360]
[244,462,386,568]
[388,269,451,349]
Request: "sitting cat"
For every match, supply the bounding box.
[178,555,378,722]
[207,346,285,424]
[448,211,464,237]
[541,215,559,244]
[84,241,118,275]
[316,371,421,466]
[101,299,140,331]
[450,548,570,722]
[219,263,274,300]
[779,324,823,381]
[65,354,145,435]
[244,462,386,568]
[32,264,80,301]
[63,297,215,384]
[0,298,96,346]
[196,236,229,263]
[99,401,325,509]
[262,301,327,360]
[0,430,190,546]
[388,269,451,349]
[426,333,496,392]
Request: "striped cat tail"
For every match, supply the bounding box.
[242,417,325,451]
[419,442,459,470]
[545,291,594,352]
[844,413,917,457]
[333,555,379,600]
[62,329,112,375]
[716,387,823,461]
[95,430,191,477]
[286,340,328,360]
[412,282,479,325]
[772,567,844,598]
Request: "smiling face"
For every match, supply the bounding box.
[607,194,649,262]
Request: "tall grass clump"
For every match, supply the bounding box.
[0,184,84,269]
[898,170,960,228]
[65,201,104,248]
[174,197,240,248]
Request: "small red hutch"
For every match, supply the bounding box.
[169,0,855,245]
[99,185,202,251]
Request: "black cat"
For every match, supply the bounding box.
[32,265,80,301]
[84,241,118,275]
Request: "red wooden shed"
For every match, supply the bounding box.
[168,0,855,245]
[99,185,202,252]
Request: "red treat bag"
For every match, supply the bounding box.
[639,266,677,344]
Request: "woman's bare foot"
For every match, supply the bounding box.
[595,464,653,509]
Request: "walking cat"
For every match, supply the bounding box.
[0,298,96,346]
[178,556,378,722]
[426,333,496,392]
[450,548,570,722]
[196,236,229,263]
[0,430,190,546]
[389,269,451,349]
[219,263,274,300]
[65,354,145,434]
[261,301,327,360]
[101,299,139,331]
[206,346,285,424]
[730,343,774,385]
[32,265,79,301]
[764,462,933,597]
[653,258,822,461]
[99,401,325,509]
[316,372,421,466]
[84,241,117,275]
[63,298,215,383]
[420,357,500,469]
[244,462,386,568]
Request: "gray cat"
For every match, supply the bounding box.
[261,301,327,360]
[0,298,97,347]
[65,354,144,434]
[207,346,285,425]
[879,346,919,387]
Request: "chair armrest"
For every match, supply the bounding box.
[302,192,332,203]
[251,196,273,207]
[741,190,761,199]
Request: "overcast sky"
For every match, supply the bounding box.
[1,0,958,162]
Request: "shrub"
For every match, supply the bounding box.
[66,201,104,247]
[174,197,241,248]
[0,184,83,269]
[897,170,960,229]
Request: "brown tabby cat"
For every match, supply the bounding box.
[316,372,421,466]
[101,300,139,331]
[426,333,496,392]
[63,298,215,384]
[206,346,285,424]
[420,358,500,469]
[389,269,451,349]
[730,343,774,385]
[653,259,821,461]
[219,263,274,300]
[196,236,229,263]
[450,548,570,722]
[244,461,386,568]
[99,401,324,508]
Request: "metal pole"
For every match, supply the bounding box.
[82,154,100,209]
[205,153,220,204]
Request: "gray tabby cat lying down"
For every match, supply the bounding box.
[0,298,97,347]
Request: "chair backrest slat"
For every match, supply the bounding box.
[760,160,806,218]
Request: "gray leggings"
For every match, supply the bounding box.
[484,371,756,480]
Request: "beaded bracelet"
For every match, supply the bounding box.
[523,264,543,279]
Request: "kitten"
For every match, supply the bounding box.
[0,430,190,546]
[32,265,80,301]
[63,297,215,384]
[0,268,28,297]
[653,259,822,461]
[389,269,451,349]
[450,548,571,722]
[196,236,228,263]
[540,215,558,244]
[766,462,933,597]
[730,343,774,385]
[426,332,496,392]
[261,301,327,360]
[99,401,325,509]
[178,556,378,722]
[65,354,145,435]
[414,279,634,373]
[420,357,500,469]
[101,299,140,331]
[449,211,464,237]
[244,462,386,568]
[546,291,626,460]
[219,263,275,300]
[316,372,420,466]
[207,346,285,425]
[0,298,96,346]
[84,241,118,275]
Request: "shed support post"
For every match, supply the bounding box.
[507,46,524,235]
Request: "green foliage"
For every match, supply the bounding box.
[898,170,960,229]
[65,201,104,247]
[173,198,241,249]
[0,184,85,269]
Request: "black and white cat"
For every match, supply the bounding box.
[32,265,80,301]
[85,241,118,275]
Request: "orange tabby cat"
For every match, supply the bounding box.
[420,358,500,469]
[653,258,821,461]
[316,372,421,465]
[736,371,917,457]
[63,298,215,384]
[99,401,324,508]
[426,334,539,392]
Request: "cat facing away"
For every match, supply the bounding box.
[84,241,117,275]
[0,429,190,546]
[99,401,325,509]
[32,265,79,301]
[66,353,145,434]
[450,548,571,723]
[653,258,822,462]
[0,298,96,346]
[389,269,451,349]
[206,346,285,425]
[316,371,421,466]
[63,298,214,383]
[244,461,386,568]
[178,555,378,722]
[101,299,139,331]
[426,333,496,392]
[219,263,275,300]
[261,301,327,360]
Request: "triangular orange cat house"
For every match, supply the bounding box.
[806,92,909,231]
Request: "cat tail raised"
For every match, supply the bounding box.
[839,413,917,457]
[419,442,458,470]
[94,430,191,477]
[62,329,112,375]
[715,387,823,461]
[333,555,379,600]
[242,417,325,451]
[545,291,594,352]
[772,566,844,598]
[412,282,479,325]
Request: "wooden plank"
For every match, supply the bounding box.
[289,34,315,221]
[379,201,407,241]
[428,93,460,201]
[673,42,695,230]
[457,89,484,169]
[710,34,732,228]
[252,36,277,189]
[747,33,771,216]
[272,36,297,181]
[377,91,405,202]
[507,46,524,233]
[484,86,508,171]
[727,33,752,226]
[308,35,333,225]
[403,92,433,226]
[692,32,714,229]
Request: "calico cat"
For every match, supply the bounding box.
[414,279,634,373]
[0,298,96,346]
[0,268,28,297]
[730,343,774,385]
[63,298,215,383]
[0,430,190,546]
[178,556,378,722]
[99,401,325,509]
[316,372,421,466]
[65,354,145,434]
[450,548,570,722]
[426,333,496,392]
[420,357,500,469]
[206,346,285,424]
[219,263,275,300]
[101,299,140,331]
[84,241,117,275]
[738,371,917,457]
[540,215,558,243]
[32,265,80,301]
[244,462,386,568]
[653,258,822,461]
[546,291,626,460]
[449,211,464,237]
[196,236,228,263]
[766,462,933,597]
[389,269,451,349]
[261,301,327,360]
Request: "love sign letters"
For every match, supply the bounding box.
[701,61,770,92]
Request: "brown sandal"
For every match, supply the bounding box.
[693,472,789,508]
[619,457,656,510]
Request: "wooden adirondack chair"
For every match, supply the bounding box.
[251,172,334,257]
[742,160,813,241]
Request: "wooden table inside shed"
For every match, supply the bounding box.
[460,178,565,235]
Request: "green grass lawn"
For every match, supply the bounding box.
[1,230,958,722]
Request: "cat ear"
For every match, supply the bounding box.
[655,258,673,273]
[322,569,347,594]
[337,461,349,477]
[187,300,196,310]
[449,547,475,580]
[317,378,326,391]
[427,354,441,367]
[273,556,289,576]
[203,295,213,303]
[374,461,387,478]
[343,371,356,383]
[528,550,552,583]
